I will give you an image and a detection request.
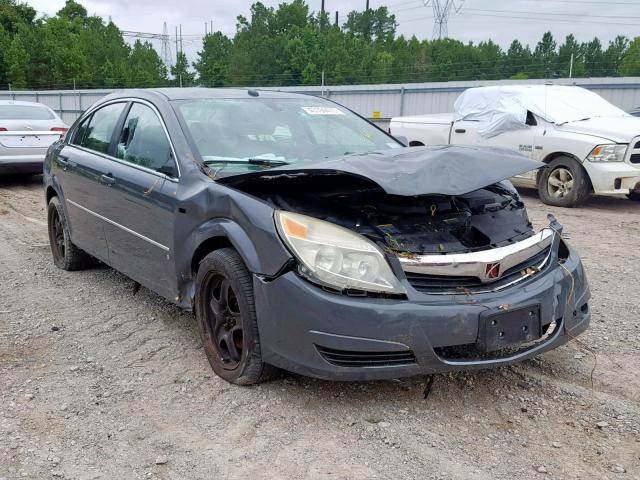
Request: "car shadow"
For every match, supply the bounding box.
[0,173,43,189]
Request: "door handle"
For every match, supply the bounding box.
[100,173,116,186]
[57,155,69,170]
[454,129,466,134]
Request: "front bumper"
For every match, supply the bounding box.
[253,246,590,381]
[583,160,640,194]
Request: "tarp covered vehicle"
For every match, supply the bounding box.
[44,89,590,384]
[390,85,640,207]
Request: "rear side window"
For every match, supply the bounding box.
[77,103,126,154]
[0,105,54,120]
[115,103,172,171]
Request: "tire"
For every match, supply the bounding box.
[195,248,275,385]
[538,156,591,207]
[627,191,640,201]
[47,196,94,271]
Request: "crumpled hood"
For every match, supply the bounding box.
[556,116,640,143]
[218,145,544,197]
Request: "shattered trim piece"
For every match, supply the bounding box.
[399,227,554,285]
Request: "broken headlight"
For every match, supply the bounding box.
[275,211,405,295]
[586,144,627,162]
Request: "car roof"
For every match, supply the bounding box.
[0,100,54,108]
[100,87,312,102]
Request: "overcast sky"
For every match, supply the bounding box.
[28,0,640,66]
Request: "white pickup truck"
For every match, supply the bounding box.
[389,85,640,207]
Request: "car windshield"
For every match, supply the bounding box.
[0,104,54,120]
[176,97,402,175]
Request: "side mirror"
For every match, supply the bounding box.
[394,135,409,147]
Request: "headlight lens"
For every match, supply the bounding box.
[275,211,405,294]
[586,144,627,162]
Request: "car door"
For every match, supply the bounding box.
[98,101,179,299]
[55,102,129,263]
[448,119,483,145]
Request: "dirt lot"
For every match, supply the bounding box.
[1,175,639,480]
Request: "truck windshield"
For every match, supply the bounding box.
[175,97,402,174]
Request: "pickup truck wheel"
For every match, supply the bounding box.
[538,157,591,207]
[47,197,94,270]
[627,191,640,201]
[195,248,275,385]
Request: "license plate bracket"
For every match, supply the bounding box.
[477,305,541,352]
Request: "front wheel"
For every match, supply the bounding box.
[627,191,640,201]
[195,248,274,385]
[538,156,591,207]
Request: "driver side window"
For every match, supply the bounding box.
[115,103,176,176]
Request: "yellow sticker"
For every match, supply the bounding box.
[372,111,381,119]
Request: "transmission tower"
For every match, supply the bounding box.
[423,0,464,39]
[161,22,172,69]
[121,25,173,68]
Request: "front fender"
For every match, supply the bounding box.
[192,218,273,275]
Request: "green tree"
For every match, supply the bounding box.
[4,32,28,87]
[171,51,195,87]
[620,37,640,76]
[194,31,232,87]
[532,32,558,78]
[582,37,605,76]
[604,36,628,76]
[56,0,86,22]
[127,40,167,87]
[558,34,584,77]
[504,40,532,79]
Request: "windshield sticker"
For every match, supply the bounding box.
[302,106,344,115]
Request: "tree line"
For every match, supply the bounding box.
[1,0,640,90]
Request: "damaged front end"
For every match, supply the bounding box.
[220,165,556,296]
[216,146,589,379]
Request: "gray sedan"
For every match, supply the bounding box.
[0,100,68,174]
[43,88,590,384]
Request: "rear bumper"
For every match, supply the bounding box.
[0,155,44,174]
[253,246,590,381]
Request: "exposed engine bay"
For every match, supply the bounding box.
[225,173,534,256]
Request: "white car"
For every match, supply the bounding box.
[0,100,68,174]
[390,85,640,206]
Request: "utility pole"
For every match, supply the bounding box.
[335,11,339,27]
[175,26,179,63]
[569,52,574,78]
[366,0,369,9]
[210,20,213,33]
[179,24,183,55]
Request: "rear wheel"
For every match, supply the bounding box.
[47,196,94,270]
[538,156,591,207]
[195,248,274,385]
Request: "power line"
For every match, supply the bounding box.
[464,7,640,20]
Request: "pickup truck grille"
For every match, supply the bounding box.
[405,245,551,294]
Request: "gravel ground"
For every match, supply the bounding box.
[1,175,639,480]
